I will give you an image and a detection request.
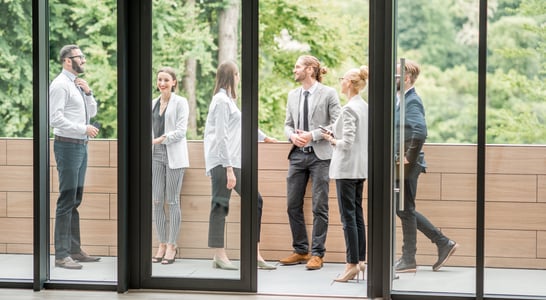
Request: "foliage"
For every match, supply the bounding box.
[0,0,543,145]
[0,0,33,137]
[152,0,217,139]
[258,0,369,139]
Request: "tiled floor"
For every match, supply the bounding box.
[1,254,546,299]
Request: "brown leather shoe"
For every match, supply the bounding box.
[55,257,82,269]
[306,255,323,270]
[279,252,311,265]
[71,250,101,262]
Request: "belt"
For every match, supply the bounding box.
[55,135,88,145]
[298,146,313,154]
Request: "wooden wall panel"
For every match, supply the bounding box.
[423,144,476,173]
[0,140,6,165]
[485,230,536,258]
[0,192,6,217]
[187,141,206,169]
[485,174,537,202]
[6,139,32,166]
[1,138,546,267]
[416,173,441,200]
[442,173,477,201]
[109,193,117,220]
[6,192,32,217]
[538,231,546,258]
[485,202,546,231]
[417,200,476,229]
[0,218,32,244]
[180,168,211,196]
[487,146,546,175]
[538,175,546,203]
[87,140,111,167]
[108,140,117,167]
[258,143,292,170]
[0,166,32,191]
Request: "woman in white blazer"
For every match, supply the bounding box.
[151,67,189,265]
[322,66,369,282]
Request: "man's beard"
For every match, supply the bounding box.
[72,63,84,74]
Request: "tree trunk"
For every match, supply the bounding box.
[218,0,239,63]
[182,0,197,138]
[183,57,197,139]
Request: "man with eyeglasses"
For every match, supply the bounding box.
[49,44,100,269]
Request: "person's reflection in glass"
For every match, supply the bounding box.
[203,61,277,270]
[151,67,189,265]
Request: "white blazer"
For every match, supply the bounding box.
[152,93,190,169]
[329,95,368,179]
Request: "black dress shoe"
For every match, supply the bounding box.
[71,250,101,262]
[395,258,416,273]
[433,240,458,271]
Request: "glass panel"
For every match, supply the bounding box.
[391,0,477,295]
[0,0,34,281]
[150,0,241,279]
[484,0,546,297]
[257,0,369,297]
[48,0,118,282]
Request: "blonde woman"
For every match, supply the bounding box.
[322,66,369,282]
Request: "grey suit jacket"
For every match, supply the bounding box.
[284,82,341,160]
[329,95,368,179]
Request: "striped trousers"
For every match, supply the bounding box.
[152,144,185,245]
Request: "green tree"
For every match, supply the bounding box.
[0,0,33,137]
[49,0,118,138]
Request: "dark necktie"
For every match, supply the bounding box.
[303,91,309,131]
[75,79,89,124]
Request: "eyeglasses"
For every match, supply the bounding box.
[68,55,86,60]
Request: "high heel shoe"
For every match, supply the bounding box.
[257,260,277,270]
[354,261,366,280]
[212,255,238,270]
[161,248,178,265]
[152,245,166,263]
[334,266,360,283]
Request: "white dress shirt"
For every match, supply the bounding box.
[49,69,97,139]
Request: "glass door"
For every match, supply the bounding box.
[136,0,258,292]
[390,0,479,296]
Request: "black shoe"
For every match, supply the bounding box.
[395,258,416,273]
[433,240,458,271]
[71,250,101,262]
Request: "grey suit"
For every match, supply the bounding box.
[283,82,341,257]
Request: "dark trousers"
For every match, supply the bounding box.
[53,141,88,259]
[336,179,366,264]
[396,162,447,261]
[208,165,263,248]
[286,150,330,257]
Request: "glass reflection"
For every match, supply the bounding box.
[392,0,478,294]
[0,0,33,281]
[484,0,546,297]
[48,0,118,282]
[151,0,242,279]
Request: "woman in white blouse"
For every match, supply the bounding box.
[322,66,369,282]
[204,61,277,270]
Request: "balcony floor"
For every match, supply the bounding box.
[1,254,546,299]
